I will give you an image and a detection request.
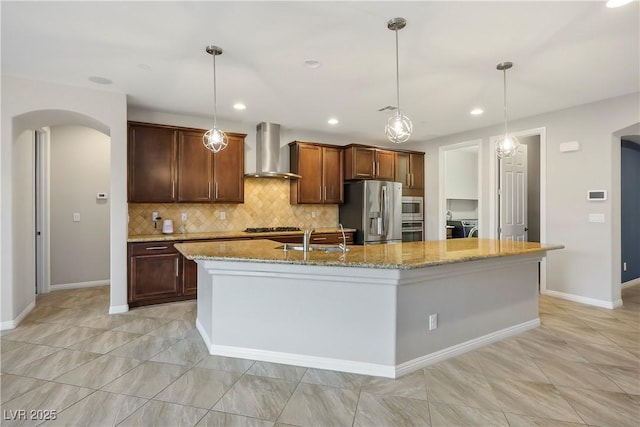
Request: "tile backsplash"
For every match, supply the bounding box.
[128,177,339,235]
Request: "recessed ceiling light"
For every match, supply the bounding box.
[233,103,246,110]
[470,108,484,116]
[606,0,633,8]
[88,76,112,85]
[327,118,339,125]
[304,59,321,69]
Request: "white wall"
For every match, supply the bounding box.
[1,76,127,328]
[409,92,640,307]
[50,126,110,287]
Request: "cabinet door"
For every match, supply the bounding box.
[129,253,180,303]
[182,257,198,296]
[410,153,425,191]
[322,147,344,203]
[128,124,177,202]
[345,146,376,180]
[394,152,410,189]
[177,130,213,202]
[375,149,395,181]
[213,134,245,203]
[295,144,323,203]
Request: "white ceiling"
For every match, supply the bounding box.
[2,1,639,143]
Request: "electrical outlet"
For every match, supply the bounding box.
[428,313,438,331]
[152,211,159,221]
[311,211,317,218]
[73,212,81,222]
[181,212,188,222]
[220,211,226,220]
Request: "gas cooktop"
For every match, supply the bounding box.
[244,227,301,233]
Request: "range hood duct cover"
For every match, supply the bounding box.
[245,122,301,179]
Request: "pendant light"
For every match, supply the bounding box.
[203,45,228,153]
[385,17,412,144]
[495,61,520,158]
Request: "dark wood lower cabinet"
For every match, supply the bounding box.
[128,232,354,307]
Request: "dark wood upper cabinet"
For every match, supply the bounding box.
[395,151,424,196]
[213,134,245,203]
[128,123,177,202]
[344,145,395,181]
[177,130,213,202]
[128,121,245,203]
[289,141,344,204]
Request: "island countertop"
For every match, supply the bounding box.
[175,238,563,270]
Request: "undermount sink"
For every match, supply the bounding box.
[275,244,350,253]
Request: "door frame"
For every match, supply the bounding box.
[489,127,547,292]
[35,128,51,294]
[438,139,483,240]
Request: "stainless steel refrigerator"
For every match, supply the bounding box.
[339,180,402,245]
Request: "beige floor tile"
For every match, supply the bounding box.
[278,382,359,426]
[147,319,199,340]
[429,401,509,427]
[515,330,587,363]
[34,325,105,348]
[1,322,70,344]
[213,374,297,421]
[108,334,179,360]
[197,354,255,374]
[598,328,640,349]
[0,382,94,427]
[424,367,501,410]
[504,412,587,426]
[112,316,172,334]
[197,410,274,427]
[119,399,207,427]
[101,361,188,399]
[5,348,100,380]
[353,391,431,427]
[531,357,625,393]
[489,379,583,424]
[594,363,640,395]
[425,351,486,376]
[475,340,550,383]
[69,330,143,354]
[155,367,242,409]
[39,390,147,427]
[0,374,47,404]
[0,340,26,354]
[557,385,640,427]
[246,361,307,382]
[150,338,208,367]
[53,354,143,389]
[300,368,366,389]
[566,340,638,368]
[1,342,61,373]
[360,370,428,401]
[71,313,133,330]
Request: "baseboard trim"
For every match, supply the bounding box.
[622,278,640,289]
[395,318,540,377]
[51,279,109,290]
[0,301,36,330]
[197,318,540,379]
[108,304,129,314]
[544,289,622,309]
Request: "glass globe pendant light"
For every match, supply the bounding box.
[495,61,520,159]
[203,45,228,153]
[385,17,412,144]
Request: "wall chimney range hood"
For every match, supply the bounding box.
[245,122,301,179]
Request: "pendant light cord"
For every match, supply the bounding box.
[395,28,401,116]
[212,53,218,129]
[502,68,508,136]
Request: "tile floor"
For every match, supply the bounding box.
[1,284,638,426]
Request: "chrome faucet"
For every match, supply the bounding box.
[303,228,315,252]
[338,223,347,253]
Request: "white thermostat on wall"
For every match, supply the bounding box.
[587,190,607,201]
[96,193,108,200]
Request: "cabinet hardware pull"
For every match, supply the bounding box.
[215,182,218,199]
[208,182,211,199]
[372,161,375,176]
[410,173,413,187]
[146,246,168,250]
[313,237,327,241]
[407,173,410,186]
[324,186,327,201]
[376,162,380,176]
[172,180,175,199]
[175,258,179,277]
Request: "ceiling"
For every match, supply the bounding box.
[2,1,638,144]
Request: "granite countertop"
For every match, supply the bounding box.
[128,227,356,243]
[174,238,563,270]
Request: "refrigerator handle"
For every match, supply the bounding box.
[381,185,387,235]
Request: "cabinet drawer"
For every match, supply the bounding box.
[129,242,177,256]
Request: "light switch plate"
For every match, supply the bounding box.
[588,213,605,223]
[73,212,81,222]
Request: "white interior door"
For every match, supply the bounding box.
[500,144,528,241]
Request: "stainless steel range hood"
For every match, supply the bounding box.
[245,122,301,179]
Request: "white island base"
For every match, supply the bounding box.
[194,252,543,378]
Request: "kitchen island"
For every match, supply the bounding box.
[175,238,562,378]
